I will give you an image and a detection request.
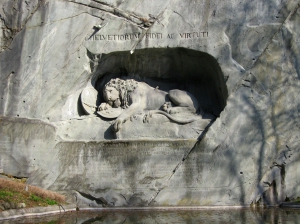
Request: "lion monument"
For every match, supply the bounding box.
[98,78,202,132]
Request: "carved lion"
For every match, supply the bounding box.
[98,78,200,132]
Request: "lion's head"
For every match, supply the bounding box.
[103,78,138,108]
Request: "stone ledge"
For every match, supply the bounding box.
[280,202,300,208]
[2,204,299,221]
[0,204,77,221]
[0,204,250,220]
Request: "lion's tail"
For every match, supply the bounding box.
[151,110,197,124]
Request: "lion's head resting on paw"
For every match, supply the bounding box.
[103,78,138,109]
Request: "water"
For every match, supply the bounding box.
[1,207,300,224]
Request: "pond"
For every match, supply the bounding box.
[1,207,300,224]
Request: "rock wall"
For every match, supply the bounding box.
[0,0,300,206]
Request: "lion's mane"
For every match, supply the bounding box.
[104,78,138,108]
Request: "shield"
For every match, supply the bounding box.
[80,87,98,115]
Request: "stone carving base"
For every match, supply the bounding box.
[53,113,214,141]
[52,138,245,207]
[116,113,212,139]
[1,117,299,207]
[52,139,197,206]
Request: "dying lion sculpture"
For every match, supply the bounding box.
[98,78,201,132]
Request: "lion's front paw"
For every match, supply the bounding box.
[98,102,111,111]
[163,102,172,112]
[113,118,123,132]
[143,112,153,123]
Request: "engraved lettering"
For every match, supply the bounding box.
[85,32,208,41]
[179,32,208,39]
[193,32,199,38]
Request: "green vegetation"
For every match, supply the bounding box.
[0,189,59,208]
[30,194,43,202]
[46,198,57,205]
[47,221,59,224]
[30,194,58,205]
[0,178,65,210]
[0,190,13,198]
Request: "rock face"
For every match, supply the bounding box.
[0,0,300,207]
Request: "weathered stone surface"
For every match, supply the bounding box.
[3,202,10,210]
[0,0,300,207]
[50,140,196,206]
[16,203,26,209]
[0,0,40,52]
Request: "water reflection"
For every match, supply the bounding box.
[2,207,300,224]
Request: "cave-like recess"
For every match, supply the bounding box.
[90,47,228,116]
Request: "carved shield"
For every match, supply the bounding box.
[80,87,98,115]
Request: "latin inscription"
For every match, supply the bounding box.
[61,140,205,190]
[79,140,196,189]
[86,31,208,41]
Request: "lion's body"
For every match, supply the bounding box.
[100,78,200,132]
[133,83,168,110]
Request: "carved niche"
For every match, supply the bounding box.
[80,48,227,140]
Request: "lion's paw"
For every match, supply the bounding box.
[98,102,111,111]
[113,118,124,132]
[143,112,153,123]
